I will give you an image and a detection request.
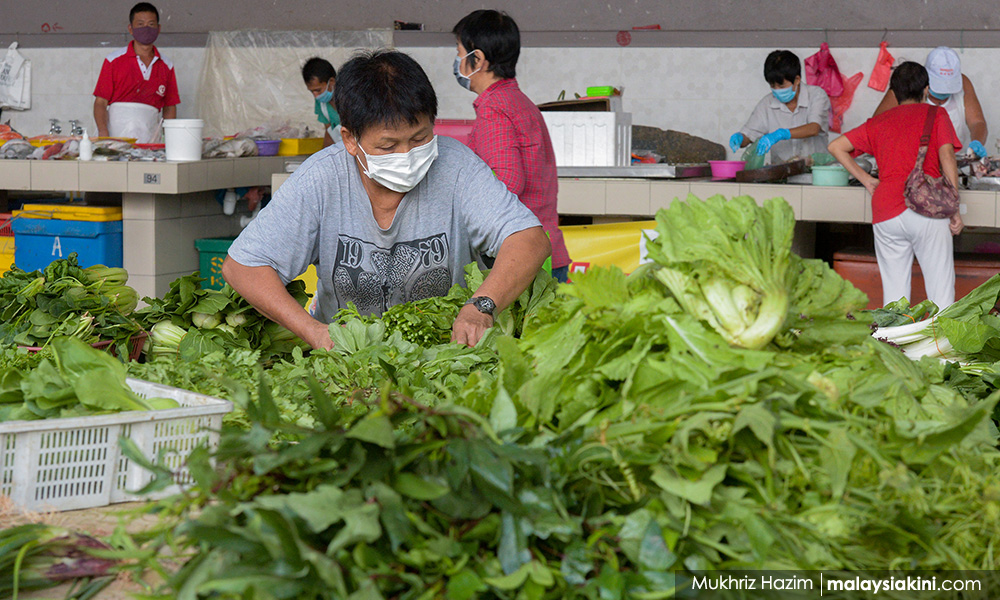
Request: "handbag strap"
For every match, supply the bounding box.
[919,104,937,147]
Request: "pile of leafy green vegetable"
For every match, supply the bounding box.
[0,523,116,599]
[0,253,142,357]
[0,337,178,422]
[104,195,1000,599]
[137,272,311,363]
[334,264,558,346]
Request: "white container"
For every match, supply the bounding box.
[542,111,632,167]
[0,378,232,511]
[78,130,93,161]
[163,118,205,162]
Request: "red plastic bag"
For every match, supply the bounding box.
[830,71,864,133]
[805,43,844,98]
[867,41,894,92]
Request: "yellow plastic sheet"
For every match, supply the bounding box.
[563,220,656,275]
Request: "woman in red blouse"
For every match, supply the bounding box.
[452,10,572,283]
[829,62,962,309]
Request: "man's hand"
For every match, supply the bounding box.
[950,213,964,236]
[304,319,334,350]
[451,304,493,347]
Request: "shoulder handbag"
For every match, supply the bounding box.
[902,105,960,219]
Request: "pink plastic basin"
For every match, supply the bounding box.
[709,160,746,179]
[435,119,475,147]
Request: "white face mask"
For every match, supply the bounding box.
[356,135,439,193]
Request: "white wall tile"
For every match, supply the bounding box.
[5,44,1000,158]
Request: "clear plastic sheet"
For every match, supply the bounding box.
[197,30,392,138]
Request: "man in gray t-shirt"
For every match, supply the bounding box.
[224,50,550,350]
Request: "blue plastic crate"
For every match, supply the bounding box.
[11,218,123,272]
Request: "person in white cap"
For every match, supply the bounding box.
[874,46,988,158]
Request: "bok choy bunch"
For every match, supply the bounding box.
[872,274,1000,362]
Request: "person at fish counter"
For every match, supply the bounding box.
[302,57,341,147]
[222,49,551,350]
[873,46,989,159]
[92,2,179,142]
[729,50,831,163]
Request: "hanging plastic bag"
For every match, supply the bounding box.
[831,71,864,133]
[805,43,844,98]
[0,42,31,110]
[867,41,894,92]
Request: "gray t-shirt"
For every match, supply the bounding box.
[228,136,542,322]
[740,83,831,163]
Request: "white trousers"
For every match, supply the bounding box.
[873,209,955,309]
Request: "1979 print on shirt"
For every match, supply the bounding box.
[333,232,452,315]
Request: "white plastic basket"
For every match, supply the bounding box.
[542,111,632,167]
[0,378,232,512]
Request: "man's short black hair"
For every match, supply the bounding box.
[763,50,801,86]
[890,61,929,103]
[335,49,437,140]
[302,57,336,84]
[451,9,520,80]
[129,2,159,23]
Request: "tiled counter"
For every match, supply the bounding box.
[556,178,1000,227]
[0,157,292,299]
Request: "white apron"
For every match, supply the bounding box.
[107,102,161,143]
[926,90,970,150]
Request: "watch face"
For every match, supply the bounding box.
[474,297,496,314]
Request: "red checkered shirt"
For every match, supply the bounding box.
[467,78,570,268]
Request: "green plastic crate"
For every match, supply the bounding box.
[194,237,236,291]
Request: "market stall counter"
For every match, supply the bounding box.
[0,156,291,299]
[552,175,999,227]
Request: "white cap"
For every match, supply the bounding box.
[925,46,962,95]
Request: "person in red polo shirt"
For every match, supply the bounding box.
[93,2,180,142]
[452,10,572,283]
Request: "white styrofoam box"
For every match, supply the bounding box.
[543,111,633,167]
[0,378,232,511]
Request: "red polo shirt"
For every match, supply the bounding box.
[845,104,960,224]
[467,78,570,269]
[93,41,180,110]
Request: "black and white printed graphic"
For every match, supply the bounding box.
[333,233,452,314]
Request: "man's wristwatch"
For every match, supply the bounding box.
[465,296,496,319]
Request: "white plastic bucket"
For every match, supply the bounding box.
[107,102,161,143]
[163,118,205,161]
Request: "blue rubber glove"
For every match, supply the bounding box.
[756,128,792,155]
[729,132,744,153]
[969,140,988,158]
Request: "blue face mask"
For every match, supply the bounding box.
[929,89,950,101]
[771,85,797,104]
[316,89,333,104]
[453,52,481,91]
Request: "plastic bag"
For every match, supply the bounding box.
[197,30,391,137]
[805,43,844,98]
[741,140,766,170]
[0,42,31,110]
[867,41,894,92]
[831,72,864,133]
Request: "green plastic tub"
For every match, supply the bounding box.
[194,237,236,290]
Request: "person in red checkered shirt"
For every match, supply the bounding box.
[452,10,572,283]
